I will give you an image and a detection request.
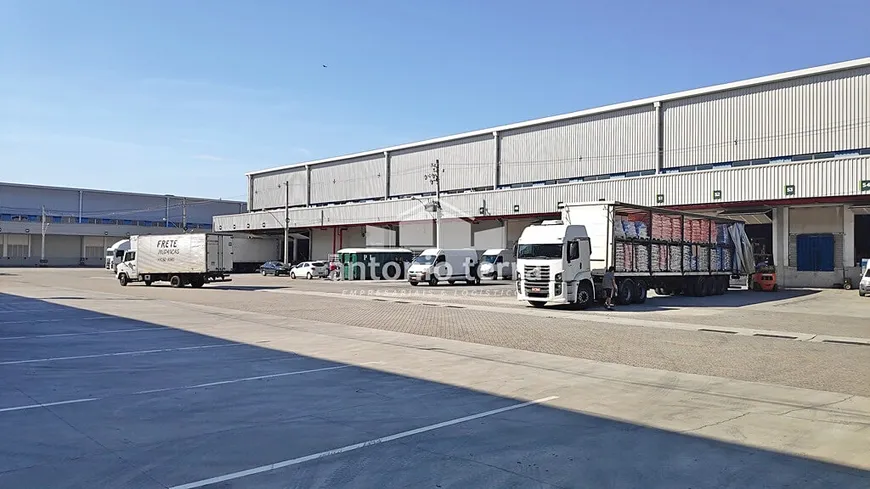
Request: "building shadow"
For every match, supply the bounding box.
[0,292,867,488]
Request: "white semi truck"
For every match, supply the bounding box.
[116,233,232,288]
[516,201,754,308]
[105,239,131,271]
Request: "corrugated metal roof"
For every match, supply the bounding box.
[248,56,870,177]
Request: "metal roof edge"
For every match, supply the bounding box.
[247,56,870,177]
[0,180,245,204]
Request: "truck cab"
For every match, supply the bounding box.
[516,220,594,308]
[116,250,139,283]
[105,239,131,271]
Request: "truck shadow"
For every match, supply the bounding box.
[546,289,821,312]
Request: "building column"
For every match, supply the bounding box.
[654,101,664,173]
[384,151,391,199]
[292,237,298,262]
[27,233,32,258]
[492,131,500,190]
[305,165,312,207]
[844,205,855,269]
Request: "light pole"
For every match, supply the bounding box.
[40,205,49,265]
[283,181,290,266]
[424,159,442,249]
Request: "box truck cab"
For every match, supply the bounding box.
[479,248,515,280]
[105,239,131,271]
[408,248,481,286]
[516,221,594,308]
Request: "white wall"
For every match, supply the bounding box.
[398,221,434,249]
[472,221,505,250]
[364,225,397,247]
[310,228,334,260]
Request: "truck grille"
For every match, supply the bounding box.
[523,265,550,297]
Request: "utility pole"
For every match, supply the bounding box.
[424,159,442,249]
[283,181,290,266]
[40,205,49,265]
[181,197,187,232]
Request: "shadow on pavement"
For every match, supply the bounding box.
[0,292,867,488]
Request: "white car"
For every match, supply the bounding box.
[290,261,328,279]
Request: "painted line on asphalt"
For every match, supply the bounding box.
[0,397,98,413]
[169,395,559,489]
[0,327,172,341]
[0,316,113,325]
[0,343,241,366]
[0,363,381,414]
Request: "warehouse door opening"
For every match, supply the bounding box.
[855,214,870,266]
[719,210,773,267]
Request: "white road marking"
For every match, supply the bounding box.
[0,363,377,414]
[168,395,559,489]
[0,397,98,413]
[0,327,171,341]
[0,343,241,366]
[0,316,113,325]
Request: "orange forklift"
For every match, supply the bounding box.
[749,238,778,291]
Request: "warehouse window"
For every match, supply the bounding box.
[795,234,835,271]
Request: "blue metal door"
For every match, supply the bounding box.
[796,234,834,271]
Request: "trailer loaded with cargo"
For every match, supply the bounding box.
[115,233,232,288]
[516,201,754,308]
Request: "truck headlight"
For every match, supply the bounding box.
[555,272,562,282]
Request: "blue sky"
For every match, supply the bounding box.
[1,0,868,200]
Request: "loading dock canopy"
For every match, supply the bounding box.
[715,209,773,225]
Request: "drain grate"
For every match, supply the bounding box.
[822,339,870,346]
[753,333,798,340]
[445,305,464,309]
[698,328,737,334]
[394,301,410,304]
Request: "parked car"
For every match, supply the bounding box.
[257,261,291,276]
[291,261,329,279]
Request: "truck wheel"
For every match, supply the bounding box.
[170,275,184,288]
[633,281,647,304]
[144,280,152,286]
[617,279,635,305]
[528,301,546,308]
[118,273,128,286]
[409,281,419,286]
[190,276,205,288]
[574,282,593,310]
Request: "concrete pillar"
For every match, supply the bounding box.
[305,165,312,207]
[292,237,298,262]
[2,234,6,257]
[27,233,32,258]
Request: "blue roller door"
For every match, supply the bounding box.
[796,234,835,272]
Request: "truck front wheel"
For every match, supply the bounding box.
[573,282,593,310]
[528,301,546,308]
[170,275,184,288]
[118,273,128,286]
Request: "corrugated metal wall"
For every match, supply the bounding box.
[498,106,657,185]
[214,155,869,230]
[663,66,870,168]
[250,167,307,210]
[310,155,385,204]
[389,135,494,196]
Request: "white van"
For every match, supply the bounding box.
[408,248,481,286]
[479,248,515,280]
[859,261,870,297]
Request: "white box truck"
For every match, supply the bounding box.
[116,233,232,288]
[516,201,754,308]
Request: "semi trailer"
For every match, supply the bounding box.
[516,201,754,308]
[116,233,232,288]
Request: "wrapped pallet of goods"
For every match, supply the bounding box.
[671,217,682,242]
[636,244,650,272]
[698,246,710,271]
[614,216,625,238]
[651,244,662,271]
[669,245,682,271]
[699,220,711,244]
[711,247,721,271]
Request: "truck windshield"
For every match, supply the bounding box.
[517,244,562,259]
[413,254,436,265]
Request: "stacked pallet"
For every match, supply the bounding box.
[711,248,721,271]
[699,220,711,244]
[670,217,682,241]
[698,247,710,271]
[614,216,626,238]
[682,245,692,271]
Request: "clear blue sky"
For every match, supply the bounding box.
[1,0,868,200]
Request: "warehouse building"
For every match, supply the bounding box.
[213,57,870,288]
[0,182,245,267]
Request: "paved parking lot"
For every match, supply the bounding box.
[1,269,869,488]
